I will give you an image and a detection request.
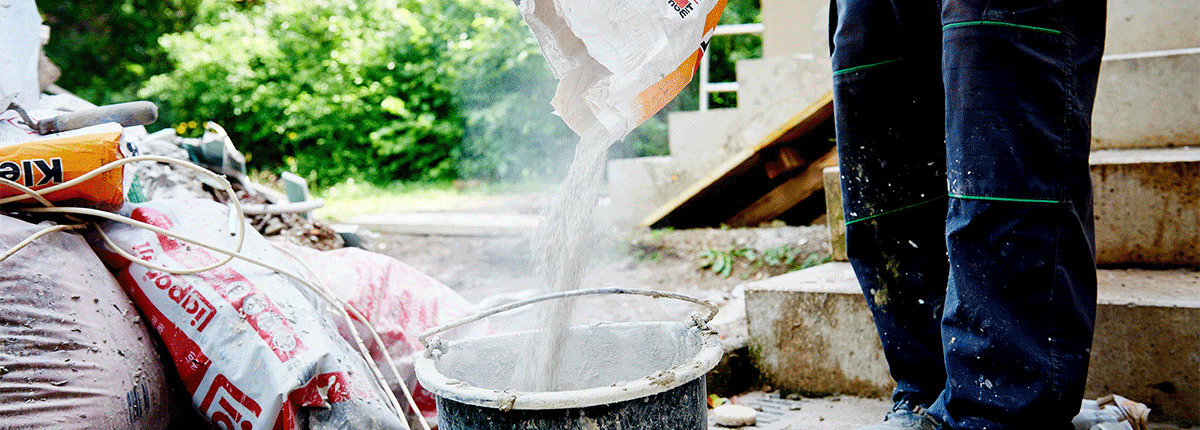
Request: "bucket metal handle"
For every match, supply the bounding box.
[418,287,719,349]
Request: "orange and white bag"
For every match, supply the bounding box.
[519,0,726,139]
[0,114,134,211]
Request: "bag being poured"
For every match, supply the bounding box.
[519,0,727,141]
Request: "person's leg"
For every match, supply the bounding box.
[830,0,947,412]
[929,1,1106,428]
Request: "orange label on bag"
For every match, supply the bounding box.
[0,131,124,210]
[636,0,727,122]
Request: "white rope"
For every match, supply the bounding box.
[0,223,85,260]
[0,153,422,428]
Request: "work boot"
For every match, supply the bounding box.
[856,399,942,430]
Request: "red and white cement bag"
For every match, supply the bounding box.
[274,243,492,422]
[88,199,406,430]
[0,214,176,430]
[519,0,727,140]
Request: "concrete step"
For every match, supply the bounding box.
[1104,0,1200,56]
[703,392,1197,430]
[734,54,831,120]
[823,146,1200,267]
[606,155,693,230]
[606,55,833,231]
[667,108,740,173]
[1092,147,1200,266]
[1093,49,1200,150]
[743,261,1200,425]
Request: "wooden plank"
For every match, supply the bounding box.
[640,91,834,228]
[724,147,838,226]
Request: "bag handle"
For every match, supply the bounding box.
[418,287,719,349]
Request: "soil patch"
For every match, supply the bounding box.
[362,208,832,335]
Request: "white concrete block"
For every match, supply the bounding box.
[1093,51,1200,150]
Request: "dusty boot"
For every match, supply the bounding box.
[856,400,942,430]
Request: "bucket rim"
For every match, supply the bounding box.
[413,321,722,411]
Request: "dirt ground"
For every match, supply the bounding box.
[349,193,832,334]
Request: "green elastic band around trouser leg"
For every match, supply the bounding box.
[833,58,901,76]
[844,195,948,226]
[844,193,1062,226]
[948,193,1061,203]
[942,21,1062,35]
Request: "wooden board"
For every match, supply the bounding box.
[725,147,838,226]
[642,91,835,229]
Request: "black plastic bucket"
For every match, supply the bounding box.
[414,288,723,430]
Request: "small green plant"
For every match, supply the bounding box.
[647,227,675,242]
[701,246,831,278]
[700,248,754,277]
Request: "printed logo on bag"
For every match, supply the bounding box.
[125,383,152,426]
[201,374,262,430]
[138,265,218,332]
[0,158,64,187]
[203,266,305,361]
[131,207,307,363]
[667,0,699,18]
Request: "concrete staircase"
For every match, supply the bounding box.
[744,262,1200,425]
[606,52,833,230]
[606,0,1200,425]
[740,16,1200,429]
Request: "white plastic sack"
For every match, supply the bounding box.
[520,0,727,140]
[0,0,41,108]
[274,243,492,422]
[89,199,406,430]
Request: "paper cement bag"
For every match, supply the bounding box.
[0,119,135,211]
[90,199,407,430]
[519,0,727,140]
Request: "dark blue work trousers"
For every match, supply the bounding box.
[829,1,1105,428]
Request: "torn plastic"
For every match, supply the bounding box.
[1073,394,1151,430]
[0,0,42,109]
[519,0,727,141]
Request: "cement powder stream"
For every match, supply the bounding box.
[512,124,613,392]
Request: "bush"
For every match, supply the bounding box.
[49,0,759,186]
[40,0,202,106]
[139,0,581,186]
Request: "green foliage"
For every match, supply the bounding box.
[702,0,762,110]
[137,0,577,186]
[647,227,676,242]
[438,0,580,182]
[43,0,762,185]
[700,246,830,278]
[39,0,203,105]
[700,248,754,277]
[140,0,473,186]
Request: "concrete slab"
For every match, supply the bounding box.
[345,212,538,236]
[668,108,742,173]
[744,262,1200,424]
[736,55,832,121]
[1093,50,1200,150]
[1092,147,1200,267]
[823,147,1200,267]
[1104,0,1200,55]
[761,0,827,58]
[705,392,1197,429]
[605,156,696,231]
